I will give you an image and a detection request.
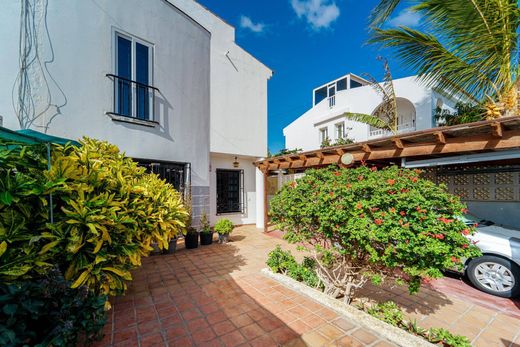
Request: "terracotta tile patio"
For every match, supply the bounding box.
[96,225,520,347]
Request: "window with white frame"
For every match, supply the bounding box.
[335,122,345,140]
[112,31,155,121]
[319,127,328,144]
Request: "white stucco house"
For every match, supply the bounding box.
[283,73,457,151]
[0,0,271,227]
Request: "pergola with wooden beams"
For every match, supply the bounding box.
[254,116,520,231]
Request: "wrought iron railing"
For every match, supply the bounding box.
[106,74,159,122]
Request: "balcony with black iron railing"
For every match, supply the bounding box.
[106,74,159,125]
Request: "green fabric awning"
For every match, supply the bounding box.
[0,126,78,146]
[0,126,41,144]
[17,129,80,146]
[0,127,79,146]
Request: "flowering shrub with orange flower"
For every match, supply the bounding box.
[269,165,481,304]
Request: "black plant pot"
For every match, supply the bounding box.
[151,242,162,255]
[218,233,229,244]
[185,231,199,249]
[163,238,178,254]
[200,232,214,246]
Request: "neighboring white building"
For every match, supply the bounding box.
[284,73,457,151]
[0,0,271,227]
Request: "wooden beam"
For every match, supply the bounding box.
[434,131,446,144]
[392,138,404,149]
[336,148,345,156]
[491,122,503,138]
[262,130,520,172]
[361,144,371,153]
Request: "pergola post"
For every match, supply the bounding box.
[255,166,265,229]
[263,170,268,233]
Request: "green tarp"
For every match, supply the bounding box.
[0,126,79,146]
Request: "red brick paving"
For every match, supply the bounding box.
[95,226,520,346]
[95,226,395,346]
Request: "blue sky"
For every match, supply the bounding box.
[197,0,419,153]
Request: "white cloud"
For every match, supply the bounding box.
[388,9,421,27]
[240,15,266,33]
[290,0,340,30]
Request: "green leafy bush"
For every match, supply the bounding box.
[266,245,297,273]
[366,301,404,326]
[0,143,59,282]
[365,301,470,347]
[266,246,322,288]
[0,268,107,347]
[214,218,234,235]
[435,102,485,126]
[46,138,188,296]
[270,165,481,303]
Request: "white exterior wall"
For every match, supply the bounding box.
[0,0,212,221]
[167,0,271,227]
[168,0,272,158]
[209,154,257,225]
[284,76,439,152]
[0,0,271,227]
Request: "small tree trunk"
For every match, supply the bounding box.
[343,284,354,304]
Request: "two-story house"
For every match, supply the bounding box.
[283,73,457,151]
[0,0,271,227]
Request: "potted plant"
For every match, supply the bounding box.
[183,192,199,249]
[214,218,234,244]
[163,232,179,254]
[199,211,213,245]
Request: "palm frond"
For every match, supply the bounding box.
[413,0,518,92]
[369,0,403,28]
[342,113,390,130]
[369,27,500,101]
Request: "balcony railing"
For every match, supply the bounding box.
[369,121,416,138]
[328,95,336,108]
[106,74,159,122]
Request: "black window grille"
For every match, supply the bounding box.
[216,169,244,214]
[136,159,189,194]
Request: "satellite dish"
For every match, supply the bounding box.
[340,153,354,165]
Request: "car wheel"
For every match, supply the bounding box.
[467,255,520,298]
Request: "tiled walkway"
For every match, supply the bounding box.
[96,226,395,346]
[266,230,520,347]
[97,225,520,347]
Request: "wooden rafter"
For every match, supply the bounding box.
[434,131,446,144]
[260,129,520,171]
[255,117,520,172]
[392,138,404,149]
[491,122,503,138]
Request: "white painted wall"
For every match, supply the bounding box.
[167,0,272,158]
[284,76,451,152]
[209,153,257,225]
[0,0,211,190]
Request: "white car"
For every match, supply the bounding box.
[461,214,520,298]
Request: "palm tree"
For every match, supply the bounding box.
[368,0,520,119]
[341,57,400,134]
